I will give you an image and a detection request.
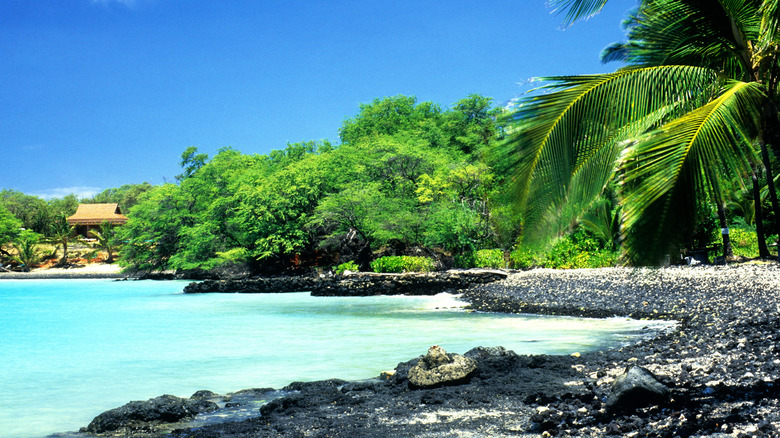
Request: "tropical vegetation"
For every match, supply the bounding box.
[505,0,780,264]
[10,231,42,272]
[2,1,778,273]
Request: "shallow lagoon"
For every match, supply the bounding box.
[0,279,671,437]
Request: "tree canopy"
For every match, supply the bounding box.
[3,4,778,272]
[109,94,506,272]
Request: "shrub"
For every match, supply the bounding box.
[510,246,547,269]
[729,227,757,258]
[453,252,474,268]
[510,231,618,269]
[370,255,434,273]
[473,249,505,268]
[455,249,507,269]
[726,226,777,259]
[334,260,359,275]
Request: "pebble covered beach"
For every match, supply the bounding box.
[75,262,780,437]
[462,263,780,436]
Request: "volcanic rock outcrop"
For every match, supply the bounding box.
[407,345,478,388]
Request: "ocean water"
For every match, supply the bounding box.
[0,279,670,437]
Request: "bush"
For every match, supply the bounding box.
[729,227,757,258]
[456,249,506,269]
[370,255,434,273]
[509,246,547,269]
[334,260,359,275]
[475,249,505,268]
[510,232,618,269]
[727,226,777,259]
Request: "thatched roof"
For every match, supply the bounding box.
[67,203,128,226]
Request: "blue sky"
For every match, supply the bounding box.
[1,0,634,199]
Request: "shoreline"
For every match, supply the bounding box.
[73,262,780,437]
[0,264,131,280]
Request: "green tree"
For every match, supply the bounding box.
[267,140,333,169]
[505,0,780,264]
[48,213,76,266]
[118,184,185,270]
[313,183,386,247]
[47,194,79,219]
[90,221,119,263]
[115,94,506,272]
[339,95,447,148]
[88,182,155,211]
[0,204,22,260]
[0,190,49,234]
[233,155,333,264]
[176,146,209,181]
[446,94,503,155]
[0,203,21,244]
[11,230,42,272]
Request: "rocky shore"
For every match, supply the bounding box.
[75,263,780,437]
[182,269,509,296]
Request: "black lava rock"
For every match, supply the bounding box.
[606,366,670,412]
[85,394,218,433]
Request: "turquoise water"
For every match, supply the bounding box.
[0,279,668,438]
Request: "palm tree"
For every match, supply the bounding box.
[505,0,780,263]
[49,213,76,266]
[90,221,118,263]
[12,231,41,272]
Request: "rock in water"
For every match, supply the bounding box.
[606,366,670,412]
[407,345,477,388]
[85,394,218,433]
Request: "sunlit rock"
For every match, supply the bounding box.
[408,345,477,388]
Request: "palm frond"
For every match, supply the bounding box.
[600,42,630,64]
[619,80,765,262]
[547,0,609,27]
[598,7,641,64]
[503,65,719,243]
[617,0,759,78]
[758,0,779,51]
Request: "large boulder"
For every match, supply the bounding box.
[407,345,477,388]
[85,394,218,433]
[606,366,670,412]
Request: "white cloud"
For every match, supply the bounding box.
[31,186,103,200]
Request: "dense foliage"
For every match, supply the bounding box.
[370,256,435,273]
[2,1,778,271]
[503,0,780,264]
[105,94,515,273]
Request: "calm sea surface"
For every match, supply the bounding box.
[0,279,669,437]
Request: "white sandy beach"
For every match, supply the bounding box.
[0,263,126,279]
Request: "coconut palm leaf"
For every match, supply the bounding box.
[609,0,760,78]
[758,0,779,49]
[12,231,42,272]
[619,80,765,262]
[504,65,719,242]
[599,7,641,64]
[547,0,610,26]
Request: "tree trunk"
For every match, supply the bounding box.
[60,240,68,266]
[752,164,770,258]
[759,104,780,261]
[707,169,733,261]
[715,200,733,261]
